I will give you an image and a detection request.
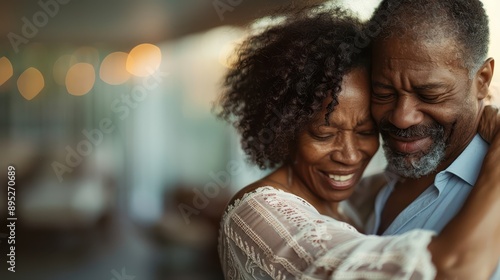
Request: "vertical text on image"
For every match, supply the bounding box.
[6,165,17,273]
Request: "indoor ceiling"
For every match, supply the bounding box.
[0,0,328,49]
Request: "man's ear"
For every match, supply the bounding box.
[475,58,495,100]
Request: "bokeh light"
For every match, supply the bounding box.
[53,54,75,86]
[65,62,96,96]
[126,43,162,77]
[100,52,131,85]
[17,67,44,100]
[0,56,14,86]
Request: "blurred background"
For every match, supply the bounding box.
[0,0,499,279]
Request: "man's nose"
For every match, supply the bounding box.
[330,133,362,166]
[389,95,424,129]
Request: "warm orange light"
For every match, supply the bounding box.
[17,67,44,100]
[126,43,162,77]
[0,57,14,86]
[66,63,95,96]
[100,52,131,85]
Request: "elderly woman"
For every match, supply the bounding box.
[216,7,500,279]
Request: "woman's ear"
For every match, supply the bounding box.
[475,58,495,100]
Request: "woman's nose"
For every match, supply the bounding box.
[330,133,362,166]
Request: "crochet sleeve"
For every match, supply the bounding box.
[218,187,436,280]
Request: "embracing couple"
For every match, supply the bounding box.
[216,0,500,279]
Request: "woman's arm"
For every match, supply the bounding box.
[220,187,437,280]
[429,106,500,279]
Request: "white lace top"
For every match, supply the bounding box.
[218,186,437,280]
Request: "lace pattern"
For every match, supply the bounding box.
[218,186,437,280]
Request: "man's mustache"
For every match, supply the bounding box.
[379,121,444,139]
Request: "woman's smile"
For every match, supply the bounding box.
[319,170,360,190]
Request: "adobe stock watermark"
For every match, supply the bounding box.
[213,0,243,21]
[51,70,169,182]
[7,0,72,53]
[339,1,401,58]
[178,159,264,225]
[110,267,135,280]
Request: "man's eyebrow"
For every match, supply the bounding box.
[412,83,447,91]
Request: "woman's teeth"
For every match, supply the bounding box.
[328,173,354,182]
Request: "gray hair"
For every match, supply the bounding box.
[369,0,490,78]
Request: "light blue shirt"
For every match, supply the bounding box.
[366,134,500,279]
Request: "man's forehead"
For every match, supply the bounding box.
[384,58,439,71]
[373,43,464,72]
[373,35,460,57]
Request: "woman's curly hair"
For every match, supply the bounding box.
[216,6,369,169]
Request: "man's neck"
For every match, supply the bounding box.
[377,134,479,234]
[395,173,436,193]
[376,172,436,234]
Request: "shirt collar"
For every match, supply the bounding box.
[383,134,489,188]
[436,134,489,187]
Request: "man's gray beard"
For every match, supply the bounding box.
[382,131,446,179]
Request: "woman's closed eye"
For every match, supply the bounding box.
[310,132,334,140]
[309,126,337,140]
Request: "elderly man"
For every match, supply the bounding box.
[364,0,498,278]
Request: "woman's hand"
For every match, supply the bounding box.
[478,105,500,143]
